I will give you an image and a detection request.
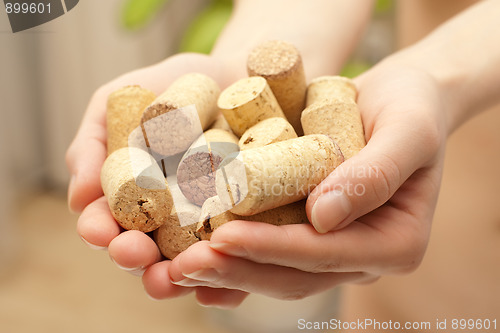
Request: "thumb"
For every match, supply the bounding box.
[66,92,107,213]
[307,122,437,233]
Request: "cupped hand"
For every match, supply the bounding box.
[67,52,249,305]
[163,60,448,305]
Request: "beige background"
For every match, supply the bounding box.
[0,1,498,332]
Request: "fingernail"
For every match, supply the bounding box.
[311,190,351,233]
[183,268,219,282]
[68,175,77,214]
[171,277,210,287]
[109,256,145,276]
[80,236,106,251]
[209,243,247,257]
[145,292,161,301]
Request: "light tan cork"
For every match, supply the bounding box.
[215,134,344,216]
[302,76,365,159]
[154,221,199,260]
[106,86,156,155]
[101,147,173,232]
[218,76,286,137]
[140,73,220,157]
[306,75,357,107]
[196,196,308,241]
[153,176,201,259]
[209,113,233,133]
[177,129,239,206]
[247,40,307,135]
[238,117,297,151]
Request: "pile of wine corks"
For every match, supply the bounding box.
[101,40,366,260]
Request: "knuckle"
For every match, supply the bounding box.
[366,155,401,203]
[392,229,429,274]
[279,288,310,301]
[308,258,342,273]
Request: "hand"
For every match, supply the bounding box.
[162,60,447,305]
[66,52,249,307]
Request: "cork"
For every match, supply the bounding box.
[140,73,221,157]
[217,76,286,137]
[100,147,173,232]
[302,77,365,159]
[215,134,344,216]
[106,85,156,155]
[177,129,239,206]
[154,220,199,260]
[238,117,297,151]
[153,176,201,259]
[247,40,306,135]
[209,113,233,133]
[196,196,308,241]
[306,75,357,107]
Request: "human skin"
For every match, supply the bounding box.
[341,0,500,328]
[165,0,500,304]
[66,0,373,308]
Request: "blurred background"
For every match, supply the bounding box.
[0,0,498,332]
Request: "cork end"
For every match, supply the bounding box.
[217,76,268,109]
[247,40,302,77]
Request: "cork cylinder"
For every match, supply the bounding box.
[238,117,297,151]
[177,129,239,206]
[153,177,201,259]
[215,134,344,216]
[301,101,366,160]
[196,196,308,241]
[302,76,365,160]
[306,75,357,106]
[247,40,307,135]
[218,76,286,137]
[101,147,173,232]
[141,73,221,157]
[209,113,233,133]
[106,85,156,155]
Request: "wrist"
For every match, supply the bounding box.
[386,41,471,135]
[212,0,374,80]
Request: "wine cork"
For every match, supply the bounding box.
[177,129,239,206]
[196,196,308,241]
[154,221,199,260]
[218,76,286,137]
[306,75,357,106]
[215,134,344,216]
[239,117,297,151]
[106,86,156,155]
[100,147,173,232]
[209,113,233,133]
[247,40,306,135]
[153,177,202,259]
[302,76,365,159]
[141,73,221,157]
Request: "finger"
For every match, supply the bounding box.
[66,97,107,213]
[195,287,249,309]
[108,230,162,276]
[208,200,429,276]
[307,114,441,233]
[77,196,121,248]
[169,242,371,300]
[142,261,193,300]
[66,53,223,213]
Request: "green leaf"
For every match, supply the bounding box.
[121,0,169,30]
[340,61,372,78]
[374,0,393,14]
[178,0,233,54]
